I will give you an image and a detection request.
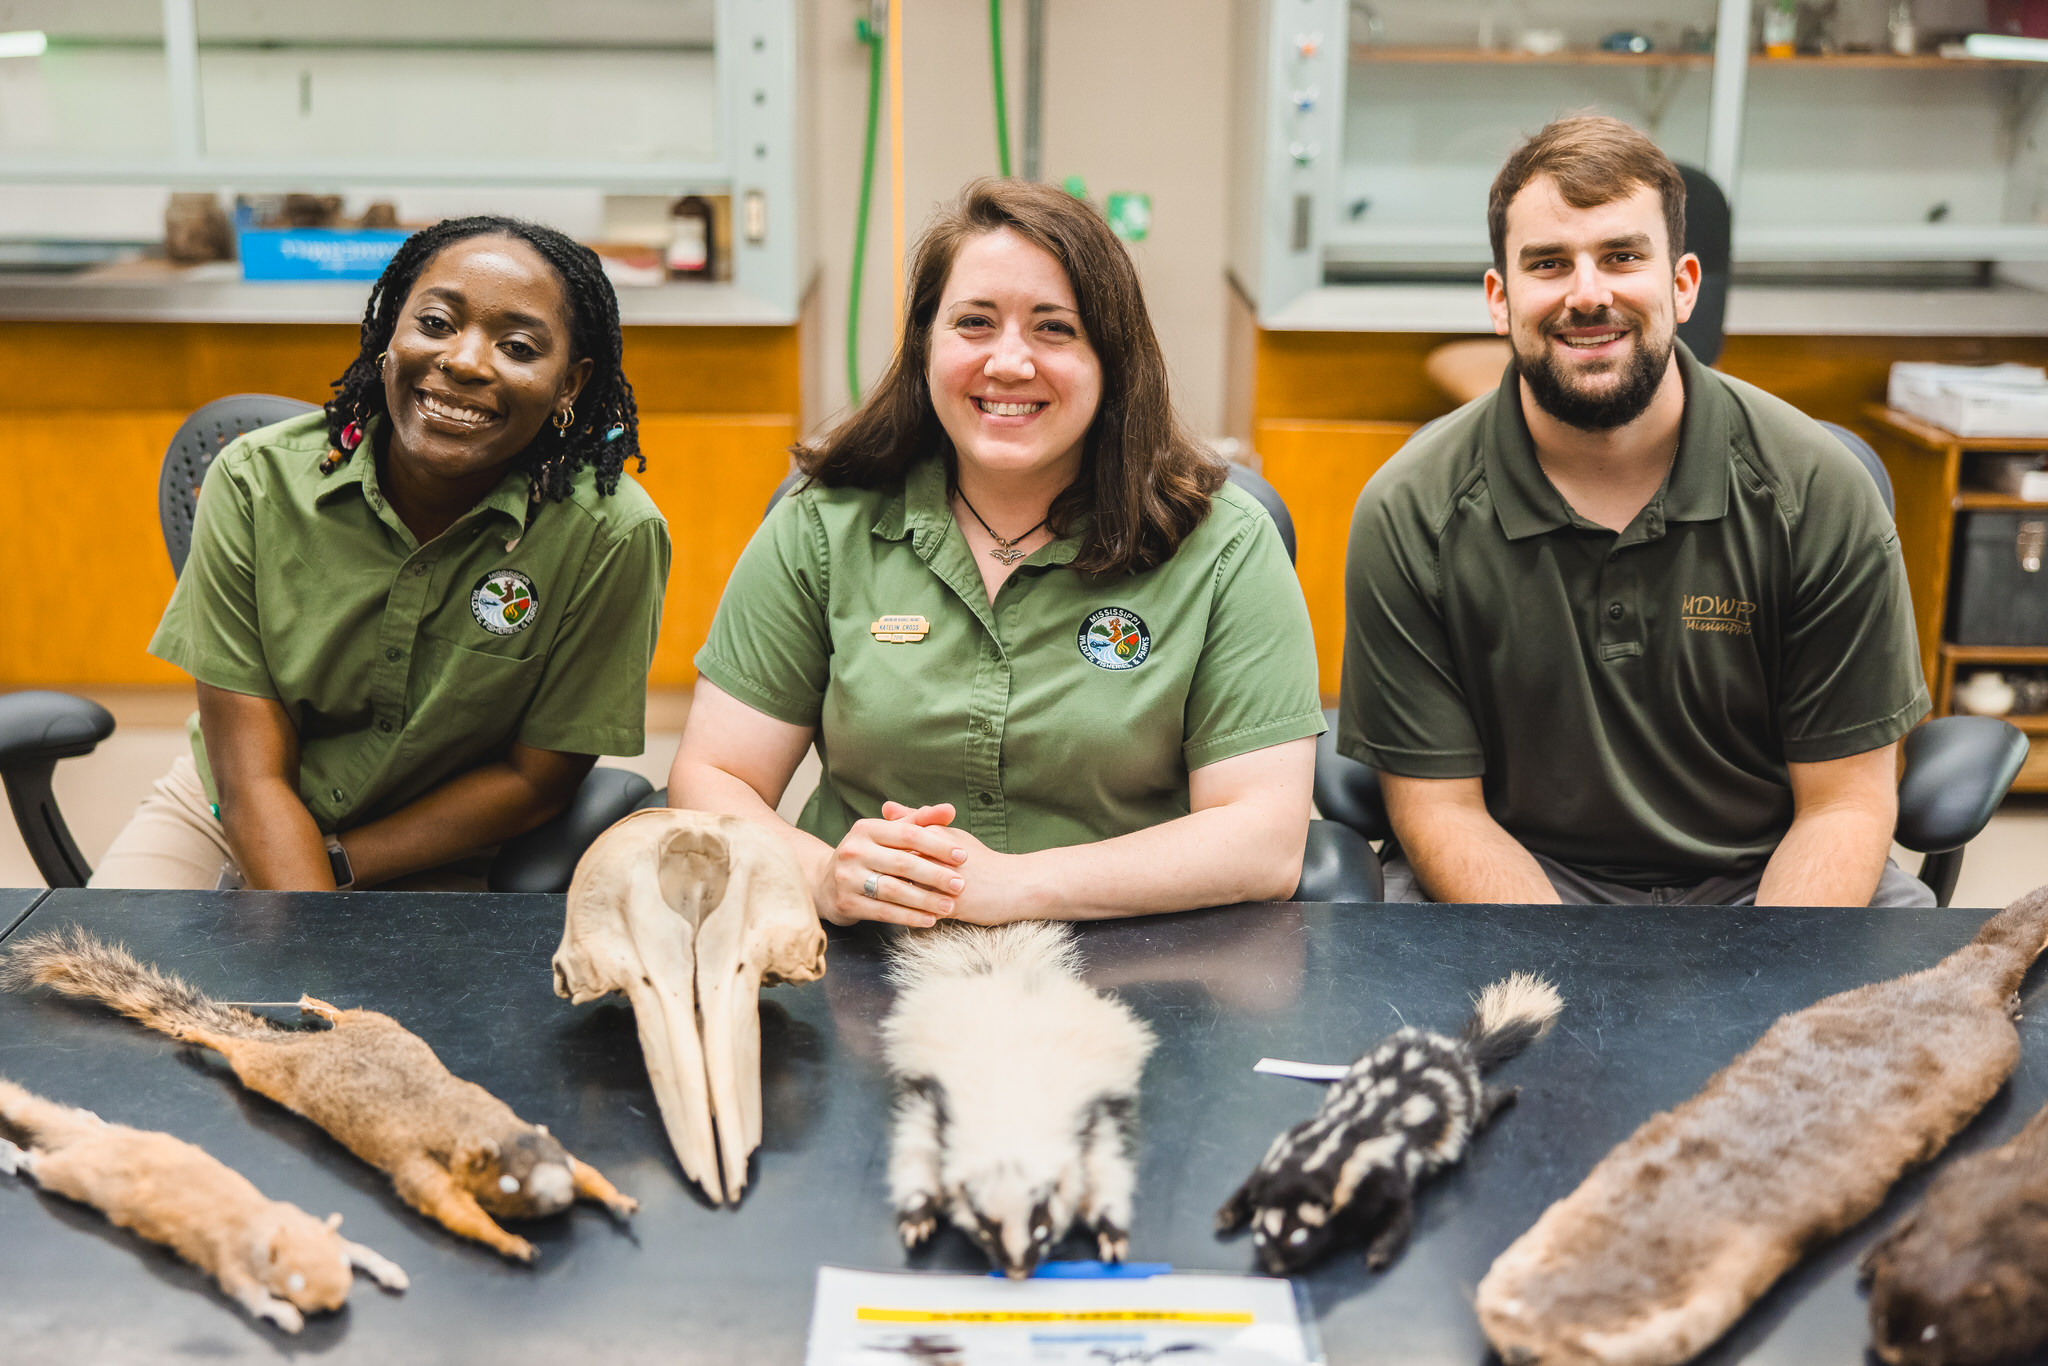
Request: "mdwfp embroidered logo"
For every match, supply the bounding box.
[471,570,539,635]
[1078,608,1150,670]
[1682,593,1756,636]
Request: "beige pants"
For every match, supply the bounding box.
[89,755,491,893]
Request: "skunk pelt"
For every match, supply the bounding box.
[1217,972,1563,1274]
[881,921,1157,1280]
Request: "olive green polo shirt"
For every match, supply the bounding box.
[1340,342,1928,884]
[697,455,1325,853]
[150,411,670,833]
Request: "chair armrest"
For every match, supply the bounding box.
[487,766,655,893]
[1895,715,2029,854]
[1291,819,1384,903]
[0,691,115,888]
[1312,709,1392,843]
[0,691,115,770]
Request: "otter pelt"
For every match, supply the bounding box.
[1477,886,2048,1366]
[1863,1096,2048,1366]
[2,928,637,1264]
[0,1076,405,1333]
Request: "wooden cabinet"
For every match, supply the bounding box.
[1862,404,2048,792]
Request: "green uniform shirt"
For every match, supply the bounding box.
[1340,342,1928,884]
[697,455,1325,853]
[150,411,671,833]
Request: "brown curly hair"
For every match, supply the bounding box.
[798,178,1223,576]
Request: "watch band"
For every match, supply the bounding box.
[324,834,355,891]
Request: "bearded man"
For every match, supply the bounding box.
[1340,113,1932,906]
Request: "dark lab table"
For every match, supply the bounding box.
[2,889,2045,1364]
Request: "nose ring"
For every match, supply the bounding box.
[437,359,451,373]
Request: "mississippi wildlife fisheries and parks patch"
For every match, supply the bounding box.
[471,569,539,635]
[1079,607,1150,670]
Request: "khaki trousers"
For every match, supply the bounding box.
[89,755,491,893]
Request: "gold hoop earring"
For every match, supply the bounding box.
[552,404,575,434]
[376,350,388,367]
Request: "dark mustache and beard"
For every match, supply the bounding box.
[1514,307,1672,432]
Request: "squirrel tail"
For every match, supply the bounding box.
[1460,972,1564,1072]
[0,1075,105,1153]
[0,926,274,1043]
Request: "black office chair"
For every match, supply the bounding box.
[1313,421,2028,907]
[1675,164,1731,367]
[0,394,650,892]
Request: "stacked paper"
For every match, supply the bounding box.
[1889,362,2048,438]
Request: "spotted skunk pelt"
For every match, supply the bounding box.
[881,921,1156,1280]
[1217,972,1563,1274]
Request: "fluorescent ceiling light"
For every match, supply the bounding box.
[0,30,46,58]
[1963,33,2048,61]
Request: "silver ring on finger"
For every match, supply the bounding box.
[862,872,882,900]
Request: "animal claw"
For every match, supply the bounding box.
[898,1214,936,1248]
[258,1300,305,1333]
[1097,1231,1129,1263]
[607,1192,640,1219]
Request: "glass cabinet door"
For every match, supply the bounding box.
[1331,0,1723,275]
[0,1,174,157]
[191,0,719,167]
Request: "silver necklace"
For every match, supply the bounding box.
[955,490,1049,566]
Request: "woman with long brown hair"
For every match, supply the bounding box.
[667,179,1322,925]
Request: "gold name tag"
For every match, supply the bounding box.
[871,614,931,643]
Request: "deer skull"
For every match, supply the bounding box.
[553,808,826,1203]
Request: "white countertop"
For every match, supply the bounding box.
[0,263,795,326]
[1262,283,2048,336]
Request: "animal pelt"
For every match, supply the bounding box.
[554,807,828,1205]
[0,1076,406,1332]
[1862,1095,2048,1366]
[1217,972,1563,1274]
[881,921,1157,1280]
[2,927,637,1264]
[1476,885,2048,1366]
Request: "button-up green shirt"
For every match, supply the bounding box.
[698,456,1324,853]
[150,411,670,832]
[1341,342,1928,884]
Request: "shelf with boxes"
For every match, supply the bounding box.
[1862,398,2048,793]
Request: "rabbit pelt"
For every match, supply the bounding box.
[1862,1095,2048,1366]
[2,927,636,1264]
[0,1076,405,1333]
[1478,885,2048,1366]
[1217,972,1562,1274]
[882,921,1157,1280]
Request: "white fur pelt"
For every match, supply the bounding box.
[881,921,1156,1279]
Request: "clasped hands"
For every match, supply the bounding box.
[815,801,1027,928]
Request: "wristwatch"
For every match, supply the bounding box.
[324,834,356,891]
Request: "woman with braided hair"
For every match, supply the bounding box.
[93,217,671,891]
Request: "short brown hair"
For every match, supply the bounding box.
[1487,112,1687,273]
[797,178,1222,577]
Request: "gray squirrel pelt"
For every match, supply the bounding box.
[1216,972,1564,1275]
[882,921,1157,1280]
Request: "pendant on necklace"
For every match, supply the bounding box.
[988,543,1028,566]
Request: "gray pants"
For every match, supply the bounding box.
[1380,849,1938,907]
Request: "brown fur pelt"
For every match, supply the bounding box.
[0,1076,405,1332]
[1862,1096,2048,1365]
[1,927,637,1263]
[1477,886,2048,1366]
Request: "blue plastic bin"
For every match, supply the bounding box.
[238,228,410,281]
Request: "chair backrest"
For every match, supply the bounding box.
[761,461,1301,566]
[161,394,320,577]
[764,468,805,520]
[1819,420,1895,517]
[1675,164,1731,366]
[1224,461,1297,565]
